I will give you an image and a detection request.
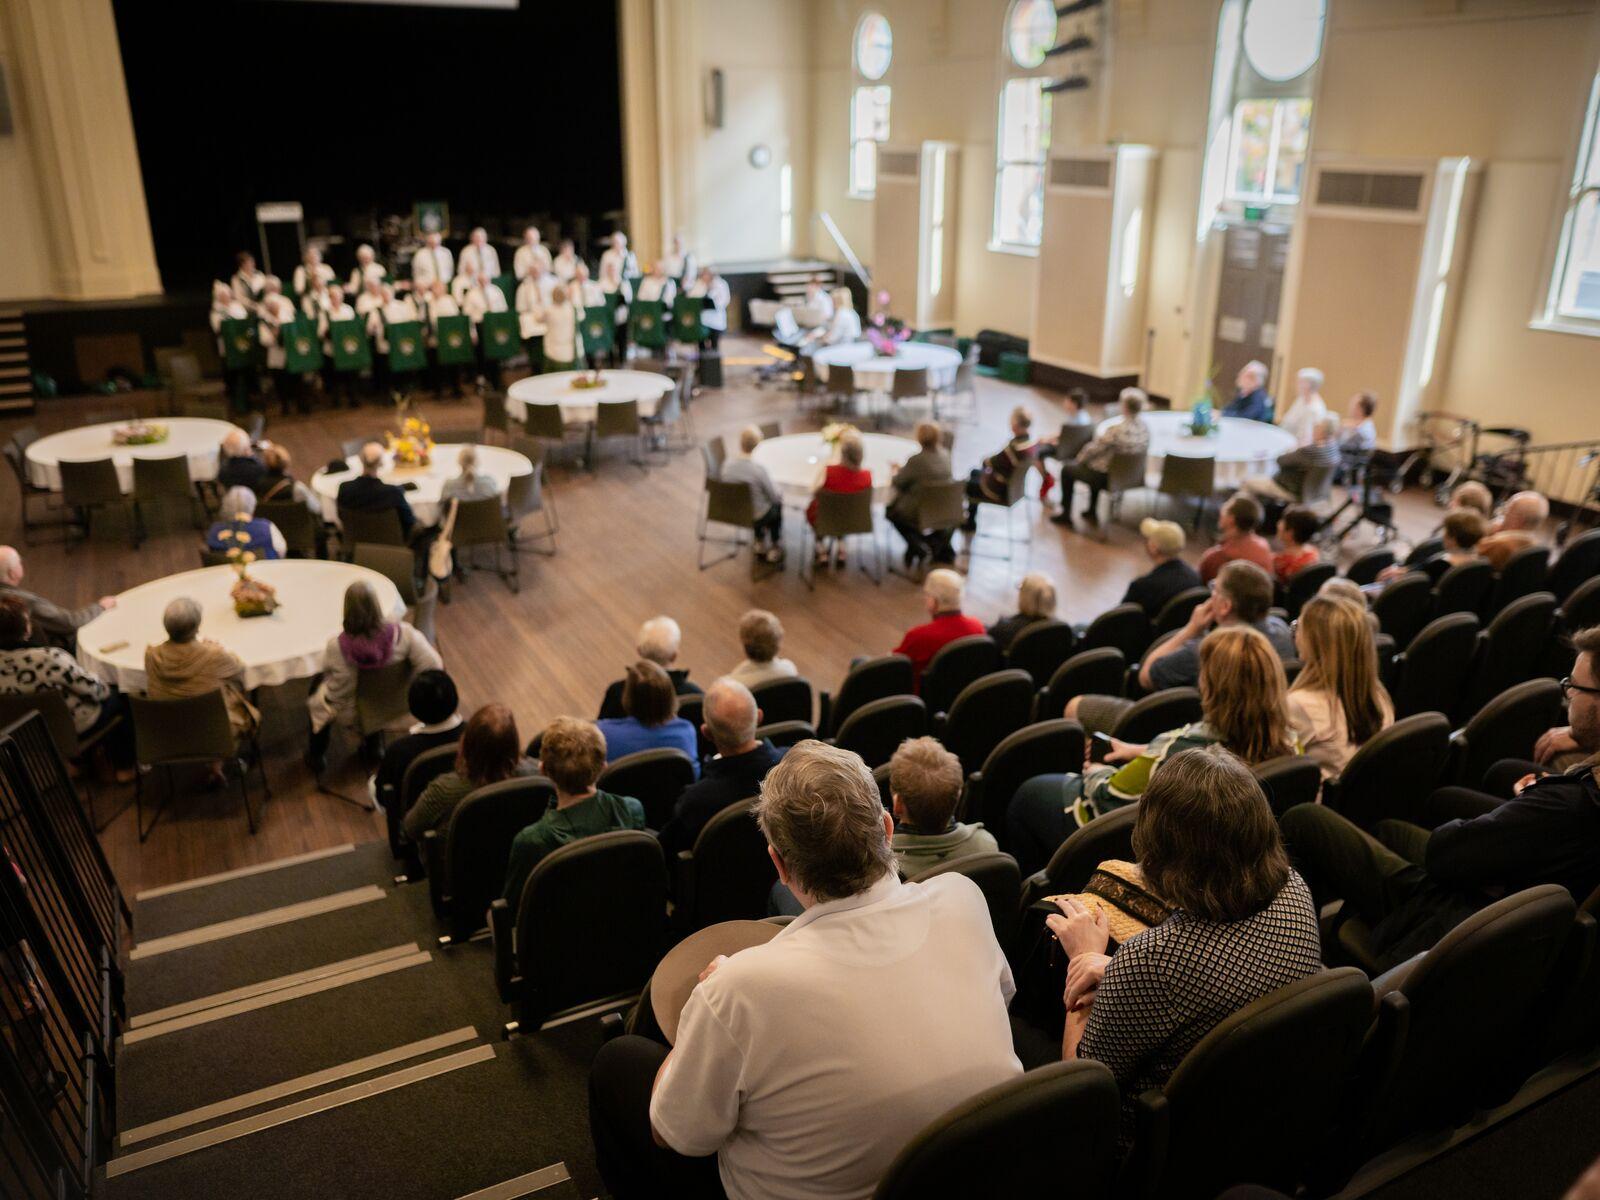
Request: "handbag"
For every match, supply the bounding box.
[429,498,458,581]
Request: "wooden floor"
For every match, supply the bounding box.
[1,342,1441,895]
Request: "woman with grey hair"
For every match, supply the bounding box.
[441,445,501,504]
[205,485,287,560]
[144,596,259,746]
[1279,366,1328,446]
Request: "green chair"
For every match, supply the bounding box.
[804,489,882,587]
[59,458,131,548]
[2,435,62,545]
[282,319,324,373]
[130,691,268,842]
[259,498,321,558]
[352,542,419,606]
[592,399,646,471]
[506,453,557,557]
[452,495,518,593]
[1157,454,1216,532]
[338,506,407,551]
[580,307,616,359]
[131,454,200,543]
[434,315,475,366]
[522,400,584,463]
[329,319,372,373]
[672,295,707,344]
[698,478,759,571]
[629,299,668,351]
[218,318,260,370]
[156,348,228,415]
[480,312,520,362]
[386,320,429,374]
[356,660,417,743]
[481,392,512,444]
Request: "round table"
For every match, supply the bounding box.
[76,560,405,693]
[1101,411,1298,489]
[504,370,673,425]
[308,443,532,528]
[750,432,920,505]
[812,341,962,391]
[25,418,242,493]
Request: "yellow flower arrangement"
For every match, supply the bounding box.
[820,422,858,450]
[384,405,435,467]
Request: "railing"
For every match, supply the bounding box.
[816,211,871,290]
[1500,438,1600,535]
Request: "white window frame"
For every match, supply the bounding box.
[990,77,1052,253]
[1538,71,1600,335]
[1224,96,1311,206]
[850,85,891,199]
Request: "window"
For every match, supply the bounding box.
[1546,73,1600,325]
[779,163,794,252]
[850,13,893,197]
[1242,0,1326,83]
[929,148,947,298]
[1227,96,1311,204]
[993,78,1052,249]
[1006,0,1057,70]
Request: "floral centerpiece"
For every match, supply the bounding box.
[214,515,279,618]
[820,422,859,451]
[865,289,911,358]
[569,370,607,390]
[111,421,169,446]
[1185,397,1220,437]
[384,399,434,468]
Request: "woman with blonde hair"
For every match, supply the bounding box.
[1288,594,1394,778]
[1007,625,1297,876]
[987,572,1059,651]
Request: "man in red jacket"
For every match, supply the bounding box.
[893,568,985,690]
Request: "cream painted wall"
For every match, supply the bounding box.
[0,19,57,300]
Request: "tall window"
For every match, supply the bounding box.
[993,78,1052,249]
[1545,73,1600,325]
[779,163,794,253]
[850,13,892,197]
[1226,97,1311,203]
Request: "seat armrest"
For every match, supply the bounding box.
[1018,868,1052,911]
[962,771,983,823]
[1124,1089,1171,1200]
[421,830,447,915]
[932,712,948,736]
[489,898,515,1001]
[818,691,834,737]
[673,850,695,924]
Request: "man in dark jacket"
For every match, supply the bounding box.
[659,678,784,856]
[336,442,417,538]
[1121,519,1203,619]
[1281,625,1600,970]
[1222,360,1273,422]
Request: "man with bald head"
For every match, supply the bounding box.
[0,546,116,647]
[334,441,417,539]
[1477,490,1551,572]
[659,677,785,856]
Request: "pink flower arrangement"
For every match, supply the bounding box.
[866,290,911,357]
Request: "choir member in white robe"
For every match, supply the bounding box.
[514,225,554,281]
[541,284,580,371]
[661,233,694,286]
[516,272,548,374]
[411,232,454,292]
[687,267,730,348]
[457,227,502,283]
[425,282,466,396]
[635,262,675,307]
[347,244,387,294]
[211,282,254,409]
[552,240,579,282]
[260,277,308,413]
[231,252,264,304]
[292,247,334,299]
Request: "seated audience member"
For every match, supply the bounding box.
[1121,519,1203,619]
[206,486,286,560]
[255,444,322,516]
[1373,508,1488,586]
[0,545,115,647]
[440,445,501,503]
[963,407,1034,531]
[1281,626,1600,971]
[589,740,1021,1200]
[306,582,442,770]
[1477,489,1551,572]
[890,737,1001,876]
[886,421,955,569]
[1278,367,1327,445]
[0,596,134,778]
[1223,360,1274,422]
[1272,505,1322,585]
[371,669,463,813]
[800,286,861,347]
[503,717,646,903]
[337,442,418,541]
[1245,415,1342,507]
[1014,626,1297,876]
[892,568,986,690]
[401,703,533,841]
[1067,559,1293,734]
[596,661,701,773]
[1340,391,1379,455]
[1317,577,1383,636]
[599,616,702,719]
[1199,493,1275,584]
[1288,595,1394,779]
[1448,480,1494,518]
[806,431,873,567]
[725,609,798,690]
[1053,388,1150,528]
[988,572,1058,652]
[719,427,785,564]
[659,678,785,856]
[1051,747,1321,1145]
[144,597,259,744]
[217,428,266,491]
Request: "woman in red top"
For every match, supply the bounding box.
[807,432,873,567]
[1272,505,1322,585]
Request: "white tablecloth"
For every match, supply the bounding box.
[25,418,242,493]
[308,443,532,528]
[750,432,920,505]
[504,370,672,425]
[1101,411,1299,488]
[812,341,962,392]
[76,560,405,693]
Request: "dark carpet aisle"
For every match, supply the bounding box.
[103,840,598,1200]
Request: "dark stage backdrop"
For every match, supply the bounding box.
[112,0,625,292]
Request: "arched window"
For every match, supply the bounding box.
[992,0,1056,250]
[850,13,893,197]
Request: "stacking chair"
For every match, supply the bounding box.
[1322,712,1451,829]
[597,747,696,829]
[521,400,584,465]
[1021,805,1138,908]
[1487,543,1550,616]
[1111,687,1202,744]
[1124,969,1376,1200]
[1253,755,1324,818]
[933,670,1035,778]
[591,399,647,470]
[1433,557,1494,618]
[890,480,966,579]
[749,677,814,726]
[452,495,518,593]
[970,718,1084,842]
[259,499,320,558]
[1157,454,1216,531]
[1547,528,1600,603]
[804,489,882,585]
[480,391,512,444]
[643,376,691,458]
[59,457,130,547]
[1469,591,1557,710]
[753,720,816,748]
[907,852,1022,946]
[1282,561,1337,618]
[1103,450,1149,525]
[921,635,1004,717]
[131,454,200,543]
[702,435,728,480]
[1151,587,1209,641]
[356,660,419,754]
[888,365,931,424]
[1447,677,1563,787]
[1346,546,1397,586]
[1405,536,1446,567]
[2,433,61,544]
[831,695,928,768]
[352,541,419,606]
[424,776,555,944]
[338,506,406,551]
[491,830,668,1034]
[389,743,458,864]
[822,362,856,411]
[1078,602,1152,664]
[674,796,776,929]
[966,454,1034,561]
[930,346,980,424]
[1389,613,1479,719]
[130,691,268,841]
[873,1061,1120,1200]
[156,348,227,414]
[819,654,915,737]
[504,456,558,556]
[699,478,760,571]
[1558,575,1600,635]
[1005,620,1076,689]
[1371,571,1434,649]
[1037,648,1126,723]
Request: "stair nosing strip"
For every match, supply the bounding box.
[453,1162,573,1200]
[135,844,356,900]
[128,885,386,960]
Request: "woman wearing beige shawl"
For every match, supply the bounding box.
[144,597,260,744]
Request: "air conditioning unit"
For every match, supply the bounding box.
[1030,145,1158,382]
[871,142,959,331]
[1280,155,1481,449]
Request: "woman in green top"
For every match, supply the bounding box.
[401,703,531,843]
[1007,626,1298,877]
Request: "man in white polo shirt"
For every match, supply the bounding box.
[588,740,1021,1199]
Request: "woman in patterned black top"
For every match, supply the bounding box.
[1048,746,1322,1146]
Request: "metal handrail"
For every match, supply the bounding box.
[817,211,870,289]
